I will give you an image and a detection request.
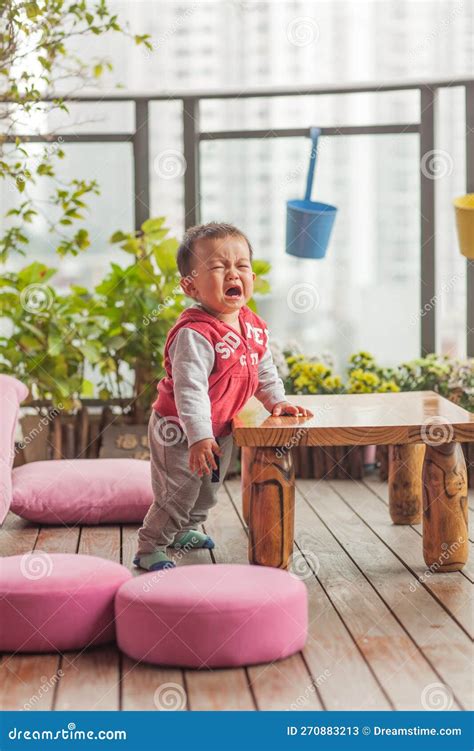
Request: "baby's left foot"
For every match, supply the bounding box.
[172,529,215,550]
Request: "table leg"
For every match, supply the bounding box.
[422,441,469,572]
[388,444,425,524]
[241,447,253,526]
[244,446,295,569]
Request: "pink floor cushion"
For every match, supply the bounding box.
[0,553,132,653]
[11,458,153,524]
[115,564,308,668]
[0,375,29,525]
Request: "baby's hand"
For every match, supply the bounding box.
[271,401,313,417]
[189,437,221,477]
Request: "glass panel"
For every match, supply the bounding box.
[200,91,420,132]
[149,101,185,237]
[1,143,134,288]
[436,87,467,359]
[201,134,420,370]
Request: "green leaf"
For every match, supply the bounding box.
[141,217,166,235]
[18,262,56,287]
[80,379,94,397]
[25,2,40,18]
[253,277,271,295]
[75,229,90,251]
[153,238,178,274]
[252,259,271,276]
[108,335,127,351]
[121,238,141,254]
[110,230,127,243]
[78,342,101,364]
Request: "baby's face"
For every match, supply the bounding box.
[182,235,256,314]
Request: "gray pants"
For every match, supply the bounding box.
[136,410,234,555]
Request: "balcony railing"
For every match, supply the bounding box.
[9,77,474,356]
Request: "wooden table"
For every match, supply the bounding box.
[232,391,472,573]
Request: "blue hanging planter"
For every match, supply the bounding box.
[286,127,337,259]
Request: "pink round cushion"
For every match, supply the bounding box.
[11,458,153,524]
[0,553,132,653]
[115,564,308,668]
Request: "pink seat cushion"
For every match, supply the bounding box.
[115,564,308,668]
[0,553,131,653]
[11,458,153,524]
[0,375,29,525]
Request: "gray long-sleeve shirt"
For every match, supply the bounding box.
[168,327,286,446]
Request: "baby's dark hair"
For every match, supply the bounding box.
[177,222,253,277]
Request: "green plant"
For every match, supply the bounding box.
[395,353,453,395]
[395,353,474,410]
[85,217,272,421]
[0,217,272,417]
[0,0,151,261]
[0,261,100,410]
[283,353,344,395]
[346,350,400,394]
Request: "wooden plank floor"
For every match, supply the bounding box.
[0,475,472,712]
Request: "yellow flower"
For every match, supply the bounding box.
[378,380,400,392]
[323,375,342,391]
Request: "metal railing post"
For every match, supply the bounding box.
[133,99,150,230]
[419,86,437,355]
[466,83,474,357]
[183,97,200,228]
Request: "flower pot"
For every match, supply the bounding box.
[286,128,337,259]
[454,193,474,259]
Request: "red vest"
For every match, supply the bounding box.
[153,304,270,437]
